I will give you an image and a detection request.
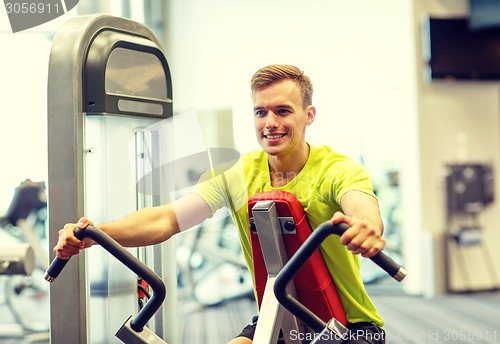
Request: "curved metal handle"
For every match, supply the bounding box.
[274,221,407,332]
[45,226,166,332]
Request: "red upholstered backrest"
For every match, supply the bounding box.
[248,191,347,326]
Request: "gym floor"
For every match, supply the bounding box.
[2,276,499,343]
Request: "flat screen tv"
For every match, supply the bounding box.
[424,17,500,81]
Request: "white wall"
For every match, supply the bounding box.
[0,10,72,211]
[164,0,413,152]
[163,0,421,292]
[0,33,51,210]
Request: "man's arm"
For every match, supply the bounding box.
[331,190,385,258]
[54,193,212,259]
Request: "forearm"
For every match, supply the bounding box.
[54,194,211,259]
[335,190,385,257]
[340,191,384,235]
[98,204,179,247]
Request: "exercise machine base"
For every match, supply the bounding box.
[116,315,167,344]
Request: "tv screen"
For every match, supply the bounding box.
[425,17,500,80]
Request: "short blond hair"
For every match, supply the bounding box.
[251,64,313,108]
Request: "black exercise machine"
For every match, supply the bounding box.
[274,222,406,343]
[45,226,168,344]
[249,191,406,343]
[44,196,407,344]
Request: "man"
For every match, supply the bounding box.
[55,64,386,343]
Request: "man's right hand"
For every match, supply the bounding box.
[53,217,96,259]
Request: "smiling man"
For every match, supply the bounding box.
[224,64,386,344]
[252,72,315,188]
[54,64,386,344]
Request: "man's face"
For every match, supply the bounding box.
[252,79,315,157]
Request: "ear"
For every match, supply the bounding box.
[305,105,316,126]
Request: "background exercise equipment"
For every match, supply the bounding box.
[274,222,407,343]
[0,243,48,341]
[46,226,168,344]
[177,213,254,307]
[0,244,35,276]
[1,179,48,271]
[0,180,50,341]
[444,163,499,292]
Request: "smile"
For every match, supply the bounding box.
[264,133,286,139]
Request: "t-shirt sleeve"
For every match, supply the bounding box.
[333,160,376,205]
[191,175,227,217]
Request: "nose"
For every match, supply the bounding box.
[265,112,279,129]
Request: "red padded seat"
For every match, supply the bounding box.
[248,191,347,326]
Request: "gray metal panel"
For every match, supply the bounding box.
[251,201,302,344]
[251,201,289,275]
[47,14,166,344]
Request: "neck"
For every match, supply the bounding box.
[268,143,310,187]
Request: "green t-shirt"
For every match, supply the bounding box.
[192,144,384,326]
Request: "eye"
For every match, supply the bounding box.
[277,108,292,115]
[254,109,267,117]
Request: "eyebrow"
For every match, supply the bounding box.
[276,104,293,110]
[253,104,294,111]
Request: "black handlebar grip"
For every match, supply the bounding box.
[314,222,407,281]
[44,227,87,282]
[325,222,407,281]
[371,251,407,281]
[44,256,70,282]
[44,226,166,332]
[274,222,407,331]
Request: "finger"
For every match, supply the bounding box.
[345,244,360,254]
[53,243,81,259]
[346,240,366,254]
[81,238,94,248]
[347,236,385,257]
[344,226,382,254]
[361,239,385,258]
[77,217,89,229]
[60,225,82,246]
[330,211,348,224]
[339,224,359,246]
[352,247,368,255]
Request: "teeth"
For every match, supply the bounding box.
[266,134,285,139]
